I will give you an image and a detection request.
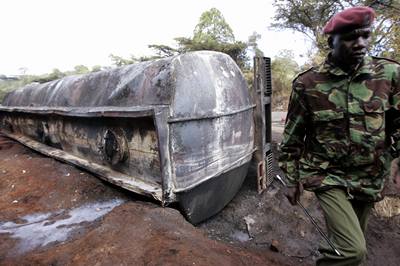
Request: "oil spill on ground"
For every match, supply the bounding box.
[230,230,251,242]
[0,199,124,254]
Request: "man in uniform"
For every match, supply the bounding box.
[278,6,400,266]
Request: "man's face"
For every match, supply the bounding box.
[331,27,372,66]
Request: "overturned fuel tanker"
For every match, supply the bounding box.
[0,51,272,224]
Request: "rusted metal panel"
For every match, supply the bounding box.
[0,106,156,117]
[154,106,175,204]
[3,132,163,201]
[1,110,163,191]
[252,57,273,193]
[0,51,265,222]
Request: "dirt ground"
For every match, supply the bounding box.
[200,126,400,266]
[0,125,399,265]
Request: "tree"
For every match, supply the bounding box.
[109,54,137,67]
[110,8,249,69]
[73,65,90,74]
[91,65,103,72]
[192,8,235,43]
[247,31,264,58]
[170,8,249,68]
[371,0,400,60]
[147,44,179,58]
[173,36,248,68]
[271,0,400,61]
[271,50,300,110]
[32,68,66,83]
[180,8,248,67]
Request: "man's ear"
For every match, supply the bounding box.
[328,36,334,49]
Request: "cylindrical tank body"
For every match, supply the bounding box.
[1,51,254,223]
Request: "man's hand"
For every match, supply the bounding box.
[284,182,303,205]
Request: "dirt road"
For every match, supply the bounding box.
[0,129,399,265]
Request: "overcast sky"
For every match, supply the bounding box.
[0,0,312,75]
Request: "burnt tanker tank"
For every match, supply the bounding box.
[0,51,272,223]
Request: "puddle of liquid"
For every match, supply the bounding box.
[230,230,251,242]
[0,198,124,254]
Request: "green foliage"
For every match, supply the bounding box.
[178,8,249,68]
[173,36,249,68]
[109,51,164,67]
[109,8,251,70]
[272,0,340,51]
[0,64,105,102]
[371,0,400,61]
[109,54,137,67]
[91,65,103,72]
[32,68,66,83]
[272,0,400,62]
[193,8,235,43]
[73,65,90,74]
[0,75,36,102]
[147,44,179,58]
[271,50,300,110]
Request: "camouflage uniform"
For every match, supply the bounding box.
[279,55,400,202]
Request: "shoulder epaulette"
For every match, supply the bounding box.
[293,67,314,82]
[371,56,400,65]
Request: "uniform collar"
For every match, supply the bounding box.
[317,54,373,77]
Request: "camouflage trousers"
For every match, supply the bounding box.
[315,188,374,266]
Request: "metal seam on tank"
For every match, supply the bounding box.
[173,150,254,192]
[170,52,248,187]
[197,53,226,172]
[169,55,179,118]
[168,56,179,188]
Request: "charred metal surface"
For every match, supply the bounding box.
[178,162,250,224]
[170,110,255,192]
[102,128,129,165]
[252,57,273,193]
[0,51,261,223]
[169,53,255,194]
[2,133,163,200]
[0,111,162,187]
[154,107,175,204]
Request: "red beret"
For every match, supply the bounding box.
[323,6,376,35]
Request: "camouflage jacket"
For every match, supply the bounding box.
[278,55,400,201]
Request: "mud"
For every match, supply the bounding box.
[0,128,399,266]
[0,134,294,266]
